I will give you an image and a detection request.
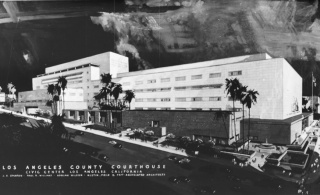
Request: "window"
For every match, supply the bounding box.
[70,111,75,118]
[175,98,186,102]
[160,98,170,102]
[175,76,186,81]
[228,97,239,101]
[209,97,221,101]
[191,86,202,90]
[87,86,89,89]
[208,84,223,89]
[148,108,156,110]
[146,88,157,92]
[192,108,202,110]
[209,73,221,78]
[135,89,144,93]
[70,93,76,96]
[123,82,130,86]
[191,74,202,80]
[135,81,143,85]
[151,120,160,127]
[160,108,171,110]
[175,108,186,110]
[147,79,156,84]
[191,97,202,101]
[175,87,186,91]
[135,98,143,102]
[147,98,157,102]
[135,107,143,110]
[228,71,242,76]
[210,108,221,111]
[87,93,90,96]
[160,87,171,92]
[87,79,89,81]
[94,85,99,88]
[161,78,170,82]
[228,107,242,111]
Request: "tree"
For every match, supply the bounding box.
[100,73,112,104]
[50,114,68,141]
[123,90,135,110]
[225,78,241,142]
[238,85,248,152]
[241,89,259,152]
[58,76,68,112]
[111,83,123,110]
[47,84,61,115]
[7,82,14,94]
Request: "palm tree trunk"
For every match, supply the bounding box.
[242,104,245,152]
[129,102,131,110]
[247,108,251,152]
[233,99,236,142]
[63,90,65,114]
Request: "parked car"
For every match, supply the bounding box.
[168,156,178,161]
[98,154,109,162]
[178,176,191,183]
[75,131,84,136]
[168,177,181,184]
[109,140,117,145]
[179,158,190,164]
[113,143,122,149]
[193,186,216,194]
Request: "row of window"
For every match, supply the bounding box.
[37,63,96,78]
[125,71,242,86]
[134,84,223,93]
[135,97,223,102]
[134,108,223,111]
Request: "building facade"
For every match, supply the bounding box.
[30,52,302,121]
[113,53,301,120]
[32,52,129,106]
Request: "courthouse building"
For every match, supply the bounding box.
[16,52,312,144]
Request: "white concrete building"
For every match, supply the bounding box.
[29,52,301,121]
[112,53,302,120]
[32,52,129,106]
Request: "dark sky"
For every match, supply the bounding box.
[1,0,320,96]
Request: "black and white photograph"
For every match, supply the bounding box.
[0,0,320,194]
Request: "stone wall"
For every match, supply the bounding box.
[122,110,231,139]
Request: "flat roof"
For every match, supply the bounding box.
[117,53,272,78]
[242,113,313,124]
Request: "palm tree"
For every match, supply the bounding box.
[58,76,68,112]
[100,73,112,104]
[47,84,55,114]
[111,83,123,110]
[238,85,248,152]
[225,78,241,142]
[50,114,68,139]
[241,89,259,152]
[123,90,135,110]
[47,84,61,115]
